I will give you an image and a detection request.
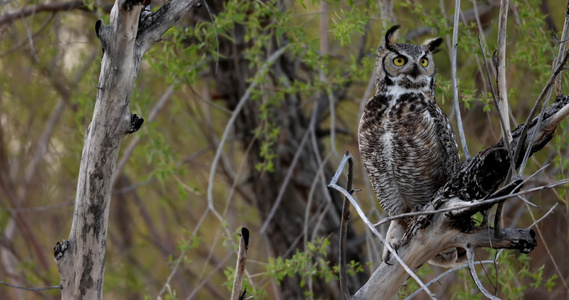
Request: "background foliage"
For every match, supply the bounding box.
[0,0,568,299]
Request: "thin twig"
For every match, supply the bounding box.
[466,246,500,300]
[157,209,211,297]
[478,36,516,178]
[207,47,286,214]
[230,228,249,300]
[259,129,309,234]
[374,178,569,227]
[0,0,112,27]
[555,1,569,95]
[0,280,61,291]
[339,152,353,300]
[319,0,337,156]
[184,252,233,300]
[329,152,436,299]
[0,13,55,58]
[116,84,175,175]
[202,0,219,74]
[405,260,496,300]
[450,0,470,158]
[525,201,569,292]
[529,203,558,228]
[516,47,569,176]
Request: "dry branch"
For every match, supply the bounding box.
[450,0,470,158]
[230,228,249,300]
[0,1,113,27]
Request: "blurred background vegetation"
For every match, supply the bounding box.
[0,0,568,299]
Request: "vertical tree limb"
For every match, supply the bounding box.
[451,0,470,158]
[494,0,512,237]
[230,228,249,300]
[555,1,569,96]
[466,246,500,300]
[338,152,353,300]
[496,0,511,139]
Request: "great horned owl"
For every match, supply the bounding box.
[358,25,461,266]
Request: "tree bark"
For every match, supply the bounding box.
[53,0,197,298]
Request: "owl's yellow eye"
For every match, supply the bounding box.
[420,57,429,67]
[393,56,406,66]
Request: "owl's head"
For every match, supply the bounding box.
[375,25,443,96]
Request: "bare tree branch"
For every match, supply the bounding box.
[339,154,353,300]
[555,1,569,96]
[466,246,499,300]
[496,0,511,139]
[329,152,435,300]
[0,0,112,27]
[230,228,249,300]
[450,0,470,159]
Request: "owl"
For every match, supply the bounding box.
[358,25,461,266]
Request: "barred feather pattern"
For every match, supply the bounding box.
[359,92,459,216]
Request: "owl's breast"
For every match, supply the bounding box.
[359,92,458,216]
[396,94,457,205]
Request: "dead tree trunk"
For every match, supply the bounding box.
[53,0,197,298]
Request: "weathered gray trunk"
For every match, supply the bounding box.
[54,0,197,298]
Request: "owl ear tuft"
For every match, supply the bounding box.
[423,37,444,54]
[385,25,400,51]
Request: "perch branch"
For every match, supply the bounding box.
[329,152,435,300]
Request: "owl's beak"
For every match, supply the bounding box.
[410,64,419,78]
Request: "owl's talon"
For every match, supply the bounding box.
[383,243,399,265]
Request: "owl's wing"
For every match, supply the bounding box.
[358,95,406,216]
[431,103,460,177]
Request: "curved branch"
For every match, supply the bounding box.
[0,1,112,27]
[466,246,500,300]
